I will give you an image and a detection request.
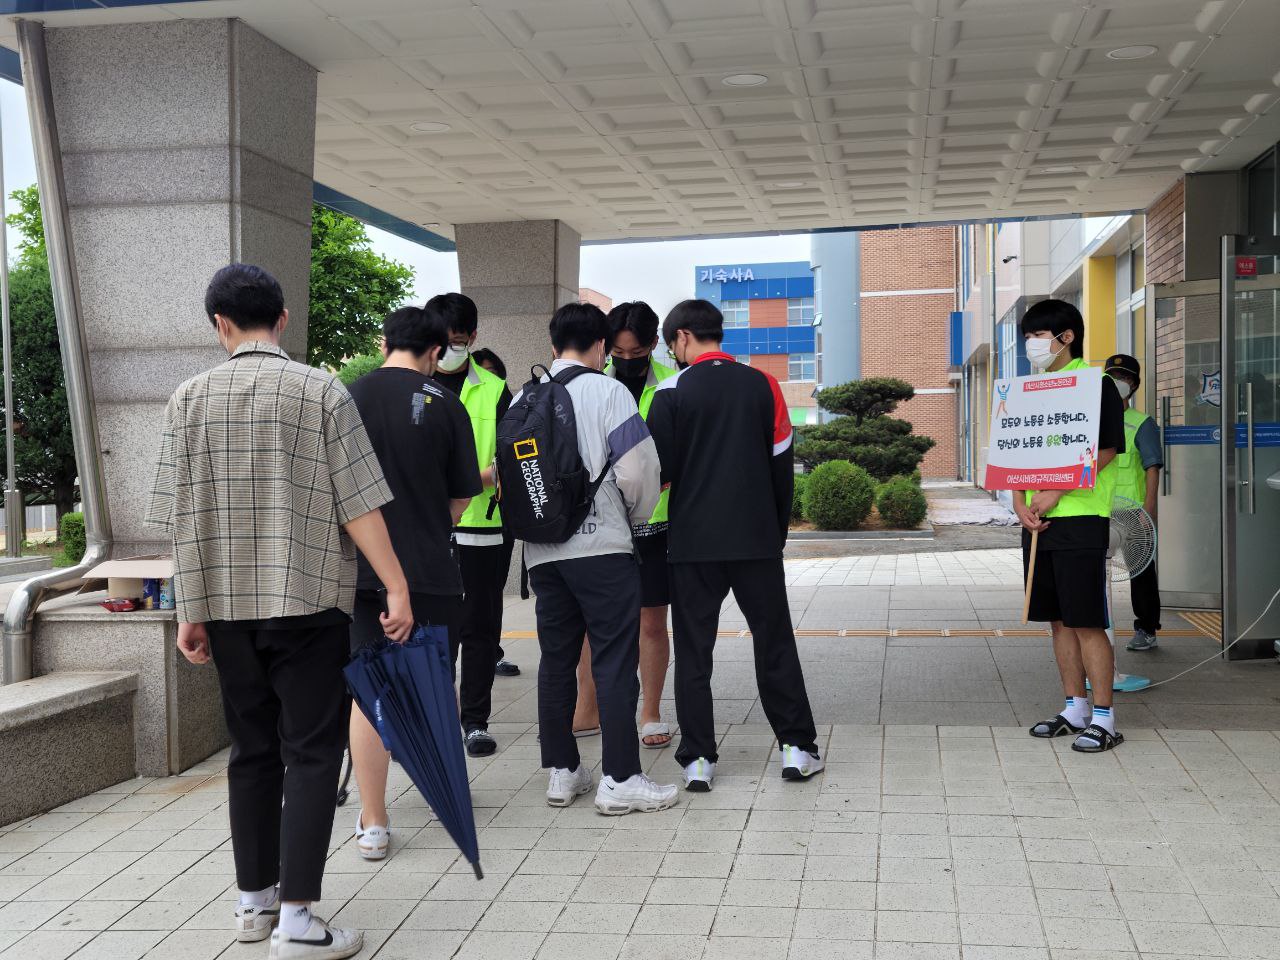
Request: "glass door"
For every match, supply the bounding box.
[1221,235,1280,659]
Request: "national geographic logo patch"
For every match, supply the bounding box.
[514,438,539,460]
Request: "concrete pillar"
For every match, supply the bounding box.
[455,220,582,388]
[47,19,316,556]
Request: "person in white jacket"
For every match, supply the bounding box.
[520,302,678,816]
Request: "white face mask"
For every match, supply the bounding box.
[437,344,470,372]
[1025,336,1064,371]
[1115,380,1134,401]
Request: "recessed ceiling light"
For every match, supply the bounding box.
[773,181,805,188]
[722,73,769,87]
[421,222,440,229]
[1106,44,1157,60]
[1044,165,1077,174]
[409,121,451,133]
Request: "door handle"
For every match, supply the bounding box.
[1160,394,1171,495]
[1243,382,1255,514]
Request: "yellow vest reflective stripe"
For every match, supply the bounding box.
[1024,357,1116,519]
[606,357,678,525]
[1112,406,1150,506]
[458,363,506,530]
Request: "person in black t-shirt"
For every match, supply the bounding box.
[345,306,482,861]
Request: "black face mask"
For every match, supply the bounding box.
[611,355,650,379]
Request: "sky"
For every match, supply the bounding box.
[0,78,809,314]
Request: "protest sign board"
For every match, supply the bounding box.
[985,367,1102,490]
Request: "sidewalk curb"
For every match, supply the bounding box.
[789,521,935,541]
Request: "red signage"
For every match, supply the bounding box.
[1236,256,1258,279]
[1024,375,1077,392]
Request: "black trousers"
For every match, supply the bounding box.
[207,620,350,903]
[350,589,461,654]
[1130,559,1162,634]
[455,543,504,731]
[529,554,642,782]
[495,535,515,663]
[670,558,818,767]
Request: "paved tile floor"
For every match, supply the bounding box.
[4,551,1280,960]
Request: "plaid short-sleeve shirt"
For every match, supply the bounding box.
[145,341,393,623]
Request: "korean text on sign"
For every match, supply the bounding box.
[984,367,1102,491]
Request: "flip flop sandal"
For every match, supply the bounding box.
[1029,714,1085,738]
[640,722,672,749]
[1071,724,1125,753]
[573,726,601,739]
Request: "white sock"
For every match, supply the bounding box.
[238,885,277,909]
[279,904,312,938]
[1062,696,1090,728]
[1091,705,1115,735]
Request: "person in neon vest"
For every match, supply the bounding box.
[424,293,512,759]
[1103,354,1163,651]
[1016,299,1128,753]
[572,302,679,749]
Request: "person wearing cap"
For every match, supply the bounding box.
[1104,353,1163,651]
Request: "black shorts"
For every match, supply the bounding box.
[350,589,462,654]
[1023,546,1110,629]
[635,530,670,608]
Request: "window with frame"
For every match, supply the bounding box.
[734,355,751,366]
[787,297,815,325]
[722,299,749,328]
[789,352,816,381]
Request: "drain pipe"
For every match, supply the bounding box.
[1,20,113,685]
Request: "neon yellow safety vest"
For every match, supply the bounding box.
[1024,357,1117,519]
[457,361,506,531]
[606,357,678,525]
[1112,406,1152,506]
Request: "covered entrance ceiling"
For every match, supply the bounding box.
[3,0,1279,243]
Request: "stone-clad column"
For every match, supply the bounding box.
[455,220,582,388]
[47,19,316,556]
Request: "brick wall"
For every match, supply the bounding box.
[1146,180,1185,424]
[856,224,959,478]
[579,287,612,310]
[750,353,789,381]
[750,298,787,327]
[780,379,816,414]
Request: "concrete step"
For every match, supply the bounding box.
[0,670,137,825]
[0,555,54,583]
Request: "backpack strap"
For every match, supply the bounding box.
[550,363,601,387]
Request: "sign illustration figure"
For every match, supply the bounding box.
[996,382,1010,417]
[1079,444,1095,488]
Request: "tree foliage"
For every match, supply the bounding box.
[876,475,928,529]
[0,185,78,516]
[795,376,935,480]
[336,352,383,387]
[308,205,414,369]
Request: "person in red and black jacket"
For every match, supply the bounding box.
[647,299,823,792]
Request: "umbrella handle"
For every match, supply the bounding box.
[472,861,484,880]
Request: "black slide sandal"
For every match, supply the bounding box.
[1071,724,1124,753]
[1029,714,1085,738]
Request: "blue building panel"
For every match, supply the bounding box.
[695,261,811,304]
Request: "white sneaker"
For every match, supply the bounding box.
[354,811,390,861]
[594,773,679,815]
[780,744,825,781]
[269,916,362,960]
[235,890,280,942]
[683,758,716,793]
[546,765,594,806]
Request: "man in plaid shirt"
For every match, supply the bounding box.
[146,264,413,960]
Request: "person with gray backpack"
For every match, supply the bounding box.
[495,302,678,815]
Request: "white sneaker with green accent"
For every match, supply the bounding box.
[779,745,825,781]
[682,758,716,792]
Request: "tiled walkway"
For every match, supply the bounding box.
[3,553,1280,960]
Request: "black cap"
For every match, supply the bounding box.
[1104,353,1140,380]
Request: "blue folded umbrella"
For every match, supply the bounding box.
[345,625,483,878]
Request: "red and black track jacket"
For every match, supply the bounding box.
[647,352,794,563]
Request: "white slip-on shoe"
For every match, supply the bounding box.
[354,811,390,861]
[682,758,716,793]
[595,773,679,815]
[546,765,594,806]
[779,744,825,781]
[235,890,280,942]
[268,916,362,960]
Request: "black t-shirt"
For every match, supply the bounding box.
[347,368,482,594]
[1023,372,1127,552]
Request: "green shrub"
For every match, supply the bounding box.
[54,511,85,567]
[877,476,928,529]
[794,416,934,480]
[804,460,875,531]
[792,473,809,521]
[336,352,383,386]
